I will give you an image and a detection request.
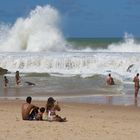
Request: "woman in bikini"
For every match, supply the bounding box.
[46,97,66,122]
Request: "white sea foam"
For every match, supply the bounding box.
[0,52,139,81]
[107,33,140,52]
[69,33,140,53]
[0,5,140,54]
[0,5,139,82]
[0,5,66,52]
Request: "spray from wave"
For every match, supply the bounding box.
[0,5,67,52]
[107,33,140,52]
[0,4,139,53]
[68,32,140,53]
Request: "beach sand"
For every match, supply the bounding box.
[0,99,140,140]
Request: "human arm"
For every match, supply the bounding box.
[54,101,61,111]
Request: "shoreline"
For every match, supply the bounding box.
[0,93,139,107]
[1,99,140,140]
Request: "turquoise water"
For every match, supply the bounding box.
[67,38,122,49]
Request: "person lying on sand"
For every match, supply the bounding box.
[21,96,39,120]
[46,97,66,122]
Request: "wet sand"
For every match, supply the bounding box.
[0,99,140,140]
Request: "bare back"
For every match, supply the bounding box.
[106,77,114,85]
[133,76,139,87]
[21,103,35,120]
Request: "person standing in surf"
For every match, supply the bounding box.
[15,71,21,85]
[106,73,115,85]
[4,76,9,87]
[133,73,139,98]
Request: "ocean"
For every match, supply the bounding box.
[0,5,139,106]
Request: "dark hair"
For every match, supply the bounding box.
[4,76,7,79]
[26,96,32,103]
[16,71,19,76]
[108,73,111,76]
[46,97,56,113]
[48,97,55,103]
[40,107,45,113]
[137,73,139,76]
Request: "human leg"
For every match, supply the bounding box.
[55,115,67,122]
[135,87,139,98]
[28,108,39,120]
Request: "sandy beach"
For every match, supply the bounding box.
[0,1,140,140]
[0,99,140,140]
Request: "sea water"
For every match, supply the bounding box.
[0,5,139,106]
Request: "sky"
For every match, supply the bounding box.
[0,0,140,38]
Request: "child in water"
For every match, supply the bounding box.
[4,76,9,87]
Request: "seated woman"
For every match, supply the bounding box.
[46,97,66,122]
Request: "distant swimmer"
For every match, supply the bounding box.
[133,73,139,98]
[4,76,9,87]
[15,71,21,85]
[106,73,115,85]
[25,81,36,86]
[127,64,134,72]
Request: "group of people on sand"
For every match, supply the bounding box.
[21,73,139,122]
[4,71,22,87]
[106,73,140,99]
[22,96,66,122]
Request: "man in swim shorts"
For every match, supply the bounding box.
[133,73,139,98]
[21,96,39,120]
[106,73,115,85]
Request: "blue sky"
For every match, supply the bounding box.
[0,0,140,38]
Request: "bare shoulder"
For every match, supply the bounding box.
[22,103,34,109]
[22,103,27,107]
[54,103,61,111]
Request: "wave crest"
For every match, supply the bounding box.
[0,5,67,52]
[107,33,140,52]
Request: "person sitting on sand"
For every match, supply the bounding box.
[106,73,115,85]
[21,96,39,120]
[15,71,21,85]
[35,107,45,121]
[46,97,66,122]
[4,76,9,87]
